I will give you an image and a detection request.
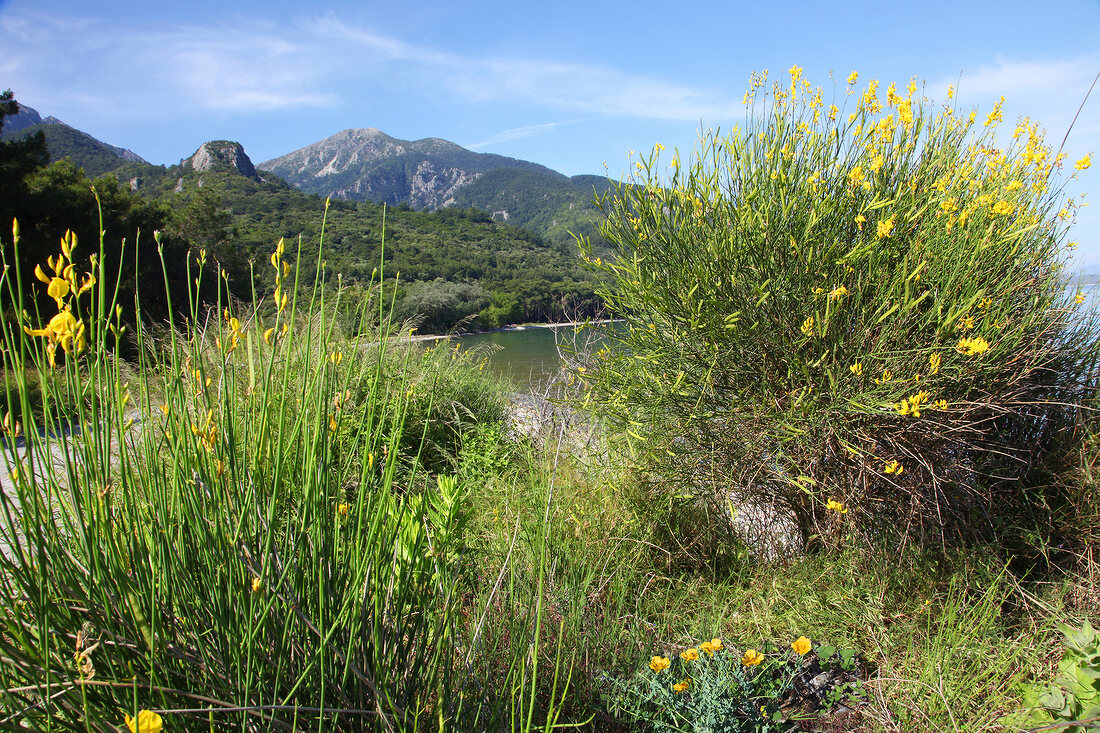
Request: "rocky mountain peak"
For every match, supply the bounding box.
[185,141,259,180]
[1,104,64,135]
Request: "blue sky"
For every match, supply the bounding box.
[2,0,1098,266]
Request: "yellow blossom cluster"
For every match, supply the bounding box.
[23,229,96,367]
[895,391,931,417]
[191,409,218,452]
[956,336,991,356]
[217,309,244,354]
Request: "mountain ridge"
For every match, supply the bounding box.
[258,127,567,210]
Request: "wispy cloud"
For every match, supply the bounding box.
[2,9,743,123]
[467,119,588,149]
[931,54,1100,152]
[0,11,338,116]
[309,15,741,121]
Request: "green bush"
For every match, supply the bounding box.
[579,68,1099,554]
[1022,620,1100,733]
[0,207,533,731]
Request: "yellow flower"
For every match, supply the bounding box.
[929,352,941,375]
[23,310,86,366]
[933,399,948,410]
[681,648,700,663]
[328,351,343,365]
[847,71,858,85]
[673,678,690,694]
[742,649,764,666]
[649,656,671,673]
[791,636,812,656]
[876,217,895,239]
[884,460,904,476]
[1076,154,1092,171]
[124,710,163,733]
[854,214,866,230]
[956,336,990,356]
[700,637,723,655]
[991,200,1015,216]
[874,369,893,385]
[895,390,930,417]
[850,362,863,376]
[47,277,71,305]
[800,316,814,336]
[1076,292,1086,305]
[829,285,850,300]
[251,577,263,593]
[337,502,350,517]
[826,499,847,514]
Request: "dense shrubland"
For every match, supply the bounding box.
[0,71,1098,733]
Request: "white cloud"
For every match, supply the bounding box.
[310,16,742,122]
[467,119,587,149]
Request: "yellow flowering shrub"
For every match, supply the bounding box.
[579,68,1099,554]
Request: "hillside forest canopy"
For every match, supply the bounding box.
[0,90,604,334]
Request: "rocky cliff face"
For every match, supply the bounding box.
[259,128,562,210]
[185,141,259,180]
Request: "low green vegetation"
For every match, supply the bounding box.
[0,71,1098,733]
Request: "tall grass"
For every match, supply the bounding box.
[0,201,572,731]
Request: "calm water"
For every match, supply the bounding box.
[444,286,1100,388]
[444,323,616,388]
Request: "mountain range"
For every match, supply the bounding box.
[1,106,610,247]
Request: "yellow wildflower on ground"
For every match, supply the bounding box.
[251,577,263,593]
[681,648,700,663]
[929,352,941,375]
[649,656,671,673]
[673,678,690,694]
[700,637,724,656]
[800,316,814,336]
[829,285,850,300]
[850,362,863,376]
[874,369,893,385]
[826,499,847,514]
[956,336,991,356]
[337,502,350,517]
[124,710,163,733]
[791,637,812,656]
[933,399,948,410]
[992,200,1015,216]
[742,649,764,666]
[884,460,904,476]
